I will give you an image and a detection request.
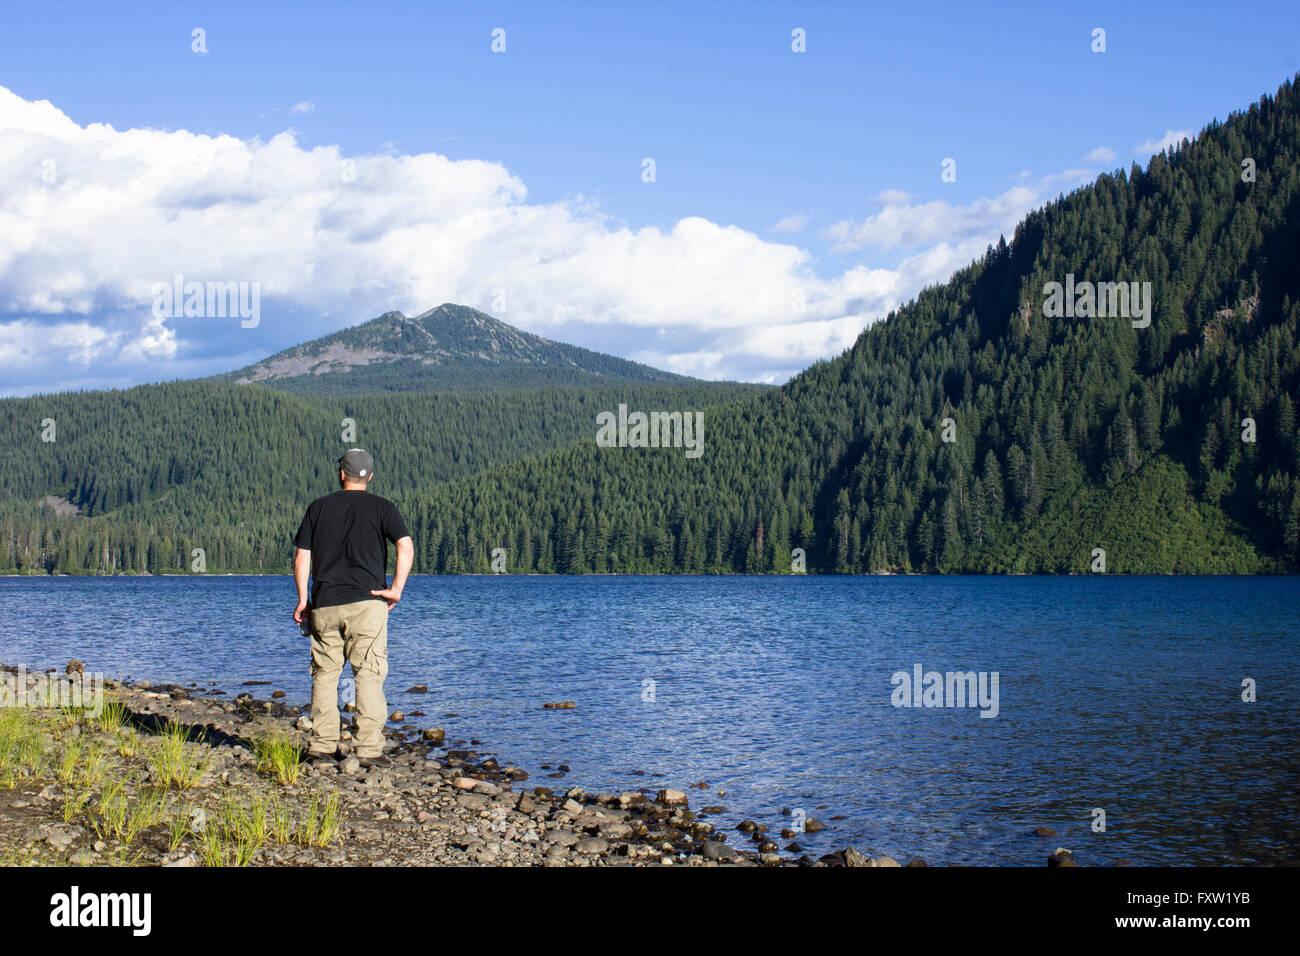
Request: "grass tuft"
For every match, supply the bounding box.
[148,721,208,789]
[252,730,303,786]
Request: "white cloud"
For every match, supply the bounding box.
[1134,128,1194,156]
[290,101,315,114]
[1082,146,1116,163]
[0,84,1099,392]
[768,213,809,233]
[821,174,1090,254]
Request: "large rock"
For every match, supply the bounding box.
[1048,847,1080,867]
[544,828,580,847]
[701,840,737,861]
[657,789,688,806]
[844,847,872,867]
[598,822,634,840]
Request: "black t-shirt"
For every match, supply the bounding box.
[293,490,410,609]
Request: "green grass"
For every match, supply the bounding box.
[87,780,165,844]
[0,708,47,782]
[56,737,83,784]
[199,796,269,867]
[295,792,342,848]
[251,730,303,786]
[1,697,346,867]
[148,721,209,789]
[94,699,129,734]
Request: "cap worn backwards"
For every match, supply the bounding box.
[337,448,374,478]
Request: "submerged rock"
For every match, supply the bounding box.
[1048,847,1080,867]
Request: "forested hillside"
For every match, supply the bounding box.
[5,76,1299,576]
[0,380,763,572]
[397,75,1300,574]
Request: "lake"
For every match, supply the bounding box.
[1,574,1296,865]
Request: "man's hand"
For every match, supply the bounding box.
[374,536,413,611]
[293,547,312,628]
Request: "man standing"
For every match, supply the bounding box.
[293,448,413,768]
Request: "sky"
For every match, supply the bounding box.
[0,0,1297,395]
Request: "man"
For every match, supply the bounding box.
[293,448,414,768]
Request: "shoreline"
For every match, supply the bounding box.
[0,660,941,867]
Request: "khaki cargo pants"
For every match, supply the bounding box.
[308,600,389,758]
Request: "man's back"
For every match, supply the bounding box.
[294,490,409,609]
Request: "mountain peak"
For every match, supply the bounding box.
[222,303,688,394]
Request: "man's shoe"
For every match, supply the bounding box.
[306,749,339,767]
[357,754,392,770]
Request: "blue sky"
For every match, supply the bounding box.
[0,0,1297,394]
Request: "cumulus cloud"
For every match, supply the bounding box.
[820,175,1090,255]
[0,84,1092,393]
[1082,146,1116,163]
[768,213,809,234]
[1134,128,1195,156]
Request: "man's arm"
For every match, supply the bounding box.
[371,535,413,609]
[293,547,312,623]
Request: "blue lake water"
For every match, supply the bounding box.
[1,574,1296,865]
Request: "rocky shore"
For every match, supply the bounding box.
[1,661,1095,868]
[0,661,949,867]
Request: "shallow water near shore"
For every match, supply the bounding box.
[2,574,1297,865]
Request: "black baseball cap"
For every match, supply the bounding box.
[338,448,375,478]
